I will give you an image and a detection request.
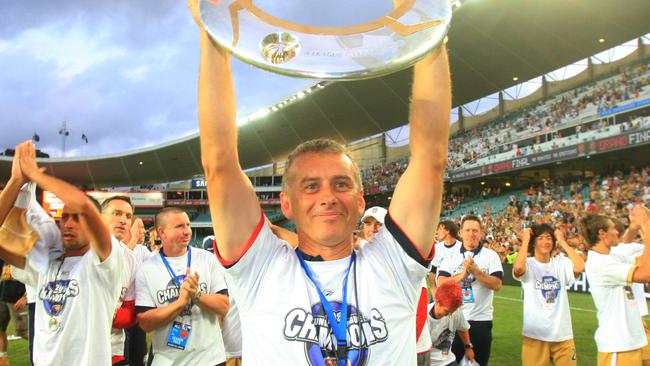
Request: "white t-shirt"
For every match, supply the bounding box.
[438,245,503,321]
[610,243,648,316]
[111,243,138,358]
[585,250,647,352]
[431,240,462,273]
[135,247,227,366]
[133,244,155,265]
[221,296,242,358]
[514,256,575,342]
[13,238,124,366]
[220,215,430,365]
[427,302,470,366]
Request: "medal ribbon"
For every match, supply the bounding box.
[159,247,191,289]
[296,249,355,365]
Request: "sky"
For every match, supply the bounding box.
[0,1,311,158]
[1,2,646,159]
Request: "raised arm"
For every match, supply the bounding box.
[17,141,113,261]
[388,45,451,256]
[512,228,531,278]
[555,229,585,276]
[0,148,28,268]
[190,2,261,261]
[624,205,649,244]
[633,217,650,282]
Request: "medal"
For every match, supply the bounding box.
[49,317,61,332]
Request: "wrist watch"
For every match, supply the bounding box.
[465,343,473,349]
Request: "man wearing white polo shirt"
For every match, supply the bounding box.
[438,214,502,366]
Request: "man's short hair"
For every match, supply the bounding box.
[155,207,186,230]
[580,213,610,247]
[438,220,459,240]
[435,281,463,309]
[460,214,482,230]
[282,138,362,192]
[528,223,555,256]
[101,195,134,213]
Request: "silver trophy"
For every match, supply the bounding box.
[199,0,452,80]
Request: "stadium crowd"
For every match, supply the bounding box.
[360,61,650,186]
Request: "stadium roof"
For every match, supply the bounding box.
[2,0,650,187]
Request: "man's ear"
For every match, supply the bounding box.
[357,190,366,217]
[280,192,293,220]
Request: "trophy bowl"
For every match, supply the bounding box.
[199,0,452,80]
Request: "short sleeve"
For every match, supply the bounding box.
[11,263,39,289]
[357,215,430,306]
[88,236,123,294]
[224,221,294,310]
[488,250,504,278]
[587,254,635,287]
[560,256,576,287]
[438,257,452,277]
[512,259,530,283]
[208,255,228,294]
[135,264,156,308]
[455,309,470,332]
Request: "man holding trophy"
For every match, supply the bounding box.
[189,0,452,364]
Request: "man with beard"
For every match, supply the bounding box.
[1,140,123,365]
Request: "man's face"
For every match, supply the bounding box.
[280,152,365,248]
[362,216,382,241]
[102,199,133,241]
[533,232,554,256]
[59,207,90,251]
[600,220,620,247]
[460,220,482,250]
[436,225,449,241]
[159,212,192,250]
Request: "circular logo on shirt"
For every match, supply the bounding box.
[284,302,390,366]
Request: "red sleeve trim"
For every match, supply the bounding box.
[215,210,265,269]
[112,355,126,364]
[415,287,429,341]
[112,300,137,329]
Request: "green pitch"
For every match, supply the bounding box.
[4,286,648,365]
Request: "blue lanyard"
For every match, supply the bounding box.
[159,247,191,289]
[296,249,356,365]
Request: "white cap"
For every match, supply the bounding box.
[361,206,387,224]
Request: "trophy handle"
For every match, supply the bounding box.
[226,0,445,47]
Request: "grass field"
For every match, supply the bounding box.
[4,285,647,365]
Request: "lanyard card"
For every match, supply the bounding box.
[461,286,475,303]
[167,320,192,350]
